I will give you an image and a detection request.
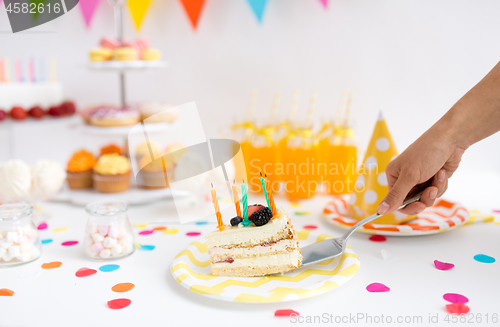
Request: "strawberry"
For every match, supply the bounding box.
[248,204,265,219]
[29,106,45,119]
[10,106,27,120]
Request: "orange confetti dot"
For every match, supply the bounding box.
[0,289,14,296]
[112,283,135,293]
[41,261,62,269]
[152,226,167,231]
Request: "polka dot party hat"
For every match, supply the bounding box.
[347,112,415,224]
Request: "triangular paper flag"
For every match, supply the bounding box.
[128,0,153,31]
[179,0,206,30]
[79,0,101,28]
[246,0,268,23]
[348,112,415,224]
[318,0,328,9]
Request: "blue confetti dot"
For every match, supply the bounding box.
[41,239,53,245]
[99,264,120,272]
[195,221,208,225]
[139,245,155,251]
[474,254,496,263]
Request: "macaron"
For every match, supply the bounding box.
[89,48,113,62]
[100,38,119,50]
[114,47,138,61]
[141,49,161,61]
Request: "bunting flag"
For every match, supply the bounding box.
[179,0,206,30]
[79,0,101,28]
[318,0,328,9]
[246,0,268,23]
[128,0,154,31]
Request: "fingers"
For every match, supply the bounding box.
[376,169,418,215]
[398,201,426,215]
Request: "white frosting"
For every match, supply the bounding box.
[0,160,32,200]
[209,239,297,258]
[31,160,66,196]
[212,250,302,268]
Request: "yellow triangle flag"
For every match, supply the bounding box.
[128,0,153,31]
[348,112,415,224]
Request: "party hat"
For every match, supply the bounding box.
[347,112,415,224]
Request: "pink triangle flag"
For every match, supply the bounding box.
[79,0,102,28]
[318,0,328,9]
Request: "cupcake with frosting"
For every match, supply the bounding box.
[0,160,32,200]
[93,154,131,193]
[137,154,173,189]
[67,150,96,189]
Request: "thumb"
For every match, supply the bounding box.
[377,173,417,215]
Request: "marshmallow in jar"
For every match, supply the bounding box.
[0,203,42,266]
[84,200,135,260]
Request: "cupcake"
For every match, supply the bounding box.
[137,155,173,189]
[93,154,131,193]
[67,150,96,189]
[100,144,122,156]
[31,160,66,197]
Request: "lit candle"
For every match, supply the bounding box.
[15,60,22,82]
[4,57,10,82]
[232,181,242,217]
[28,58,35,83]
[260,172,270,208]
[265,175,277,216]
[241,179,250,227]
[210,184,224,231]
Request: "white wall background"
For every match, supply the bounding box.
[0,0,499,175]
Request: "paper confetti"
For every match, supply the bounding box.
[303,225,318,230]
[369,235,387,242]
[275,309,299,317]
[434,260,455,271]
[37,222,47,230]
[289,201,301,208]
[99,264,120,272]
[75,267,97,277]
[446,303,470,315]
[295,211,311,216]
[164,228,179,235]
[195,221,208,225]
[18,269,42,279]
[366,283,390,292]
[61,241,79,246]
[473,254,496,263]
[152,226,166,231]
[41,239,53,245]
[112,283,135,293]
[139,244,155,251]
[107,298,131,310]
[0,289,14,296]
[53,227,68,232]
[41,262,62,269]
[138,230,154,235]
[443,293,469,304]
[134,223,148,228]
[186,232,201,237]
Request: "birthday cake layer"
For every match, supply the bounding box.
[206,208,302,277]
[0,82,64,111]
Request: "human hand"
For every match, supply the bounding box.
[376,128,465,215]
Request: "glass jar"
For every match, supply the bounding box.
[84,200,135,260]
[0,203,42,266]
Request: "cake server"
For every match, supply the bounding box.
[301,188,426,266]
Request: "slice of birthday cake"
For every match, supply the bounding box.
[205,205,302,277]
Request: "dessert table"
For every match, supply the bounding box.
[1,172,499,327]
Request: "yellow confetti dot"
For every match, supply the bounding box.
[135,243,139,248]
[53,227,68,232]
[134,223,148,228]
[290,202,301,208]
[164,228,179,235]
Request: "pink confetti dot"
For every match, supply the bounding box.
[443,293,469,304]
[434,260,455,271]
[138,230,154,235]
[61,241,79,246]
[446,303,470,315]
[37,222,47,230]
[75,267,97,277]
[369,235,387,242]
[186,232,201,237]
[303,225,317,230]
[275,309,299,317]
[366,282,390,292]
[107,298,131,310]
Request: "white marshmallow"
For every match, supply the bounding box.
[103,237,117,249]
[117,225,127,238]
[17,253,31,262]
[91,242,104,253]
[98,226,109,236]
[17,226,24,236]
[91,233,104,243]
[26,229,37,239]
[99,249,111,258]
[108,226,119,238]
[88,224,98,234]
[122,243,133,255]
[8,245,21,258]
[0,247,6,258]
[0,232,4,240]
[19,242,33,253]
[6,231,18,242]
[84,238,94,247]
[16,235,28,244]
[111,244,123,256]
[0,240,14,249]
[2,252,13,262]
[119,236,131,246]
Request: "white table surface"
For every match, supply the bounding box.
[1,172,499,327]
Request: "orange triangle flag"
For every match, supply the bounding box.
[179,0,206,30]
[128,0,154,31]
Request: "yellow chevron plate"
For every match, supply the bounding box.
[170,230,360,303]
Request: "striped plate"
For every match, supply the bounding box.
[170,230,360,303]
[323,196,470,236]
